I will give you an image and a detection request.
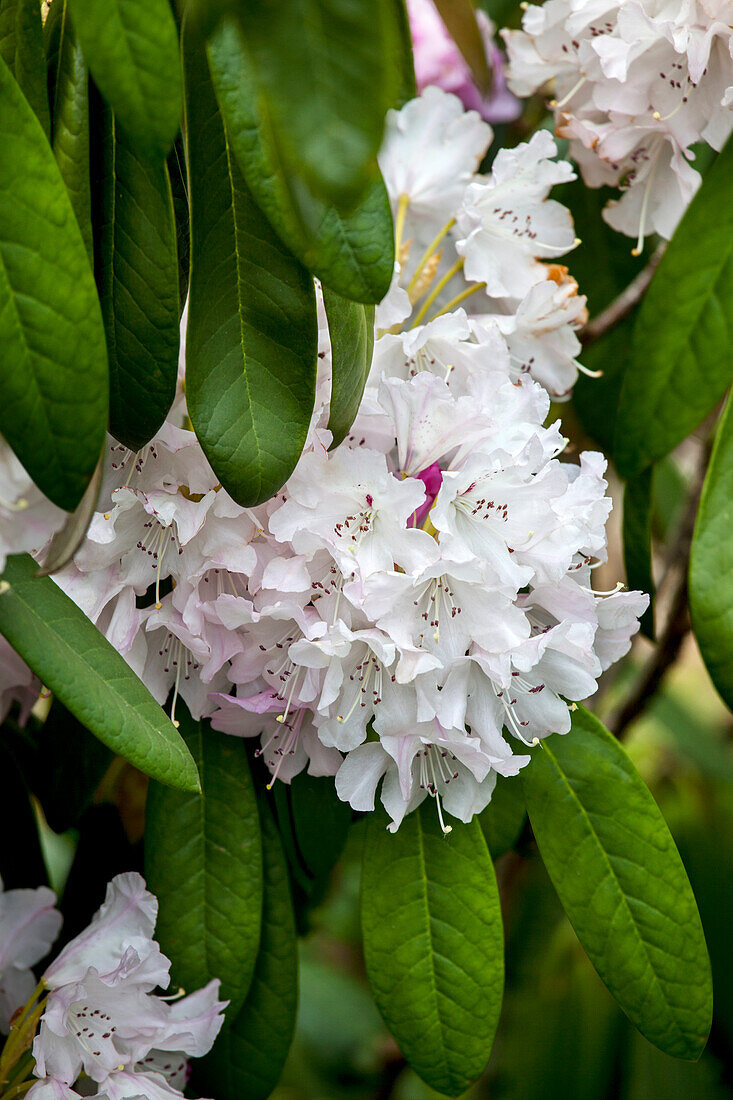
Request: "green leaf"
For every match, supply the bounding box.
[92,99,180,451]
[46,0,93,259]
[290,771,352,880]
[0,54,108,511]
[0,554,200,792]
[183,29,318,506]
[432,0,491,95]
[522,706,712,1060]
[623,467,655,641]
[197,797,297,1100]
[231,0,401,204]
[145,710,263,1017]
[323,288,374,447]
[479,774,526,859]
[388,0,417,106]
[690,394,733,711]
[0,0,50,135]
[361,805,504,1096]
[67,0,181,160]
[206,14,395,304]
[614,137,733,478]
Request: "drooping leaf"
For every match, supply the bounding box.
[0,0,49,135]
[145,710,263,1018]
[690,394,733,711]
[45,0,93,259]
[361,805,504,1096]
[614,136,733,478]
[323,288,374,447]
[31,699,113,834]
[196,797,297,1100]
[183,28,318,506]
[230,0,401,204]
[623,467,655,641]
[479,774,526,859]
[92,98,180,451]
[67,0,181,160]
[522,706,712,1060]
[289,770,352,881]
[206,14,395,304]
[0,555,200,792]
[168,135,190,315]
[0,55,108,511]
[432,0,492,95]
[388,0,417,106]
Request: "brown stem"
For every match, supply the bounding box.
[579,244,666,348]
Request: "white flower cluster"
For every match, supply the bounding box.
[504,0,733,251]
[0,873,225,1099]
[0,89,648,833]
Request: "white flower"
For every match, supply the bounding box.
[43,874,168,993]
[486,271,589,398]
[379,86,493,237]
[0,880,61,1032]
[455,130,577,297]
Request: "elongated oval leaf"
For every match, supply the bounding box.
[361,805,504,1096]
[67,0,181,160]
[690,394,733,710]
[614,137,733,478]
[623,467,655,641]
[232,0,401,203]
[46,0,93,259]
[0,55,108,511]
[145,710,263,1018]
[207,14,395,304]
[197,797,297,1100]
[0,0,50,135]
[93,101,180,450]
[432,0,491,95]
[479,774,526,860]
[0,554,199,791]
[323,288,375,447]
[184,29,317,506]
[522,706,712,1060]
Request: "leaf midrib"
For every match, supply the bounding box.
[540,740,686,1042]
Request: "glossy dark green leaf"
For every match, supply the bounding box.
[67,0,181,160]
[0,54,108,511]
[184,30,318,506]
[206,15,395,304]
[690,395,733,711]
[92,101,180,450]
[623,467,655,641]
[522,706,712,1060]
[231,0,401,204]
[168,135,190,316]
[145,711,263,1017]
[361,805,504,1096]
[479,774,526,859]
[197,797,297,1100]
[0,555,199,792]
[323,289,374,447]
[31,699,113,834]
[614,137,733,478]
[0,0,49,134]
[290,770,352,880]
[46,0,93,259]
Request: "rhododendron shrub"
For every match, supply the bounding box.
[0,1,730,1097]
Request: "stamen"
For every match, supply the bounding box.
[411,257,465,328]
[406,217,456,295]
[394,193,410,257]
[631,144,662,256]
